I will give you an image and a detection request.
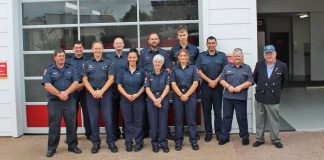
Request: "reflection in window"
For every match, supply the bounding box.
[25,80,48,102]
[139,0,198,21]
[140,24,199,48]
[80,0,137,23]
[22,1,78,25]
[23,28,78,51]
[24,54,54,77]
[80,26,138,49]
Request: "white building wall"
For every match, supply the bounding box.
[0,0,23,137]
[201,0,258,133]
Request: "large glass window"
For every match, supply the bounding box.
[80,26,138,49]
[139,0,198,21]
[23,28,78,51]
[22,0,199,103]
[22,1,78,25]
[79,0,137,23]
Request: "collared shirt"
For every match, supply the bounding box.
[220,63,254,100]
[82,57,114,89]
[116,67,145,94]
[106,51,128,82]
[42,63,79,100]
[66,54,90,80]
[144,70,170,93]
[170,43,199,65]
[170,63,200,89]
[196,51,228,81]
[266,60,276,79]
[139,47,172,72]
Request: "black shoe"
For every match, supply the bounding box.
[108,144,118,153]
[252,141,265,147]
[68,147,82,154]
[134,144,143,152]
[242,138,249,145]
[126,145,133,152]
[204,134,212,142]
[46,150,55,157]
[191,143,199,150]
[273,142,283,148]
[91,145,100,153]
[162,147,169,153]
[175,144,182,151]
[167,133,174,140]
[218,138,230,145]
[152,146,159,153]
[216,135,220,141]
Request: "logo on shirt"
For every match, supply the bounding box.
[88,65,93,70]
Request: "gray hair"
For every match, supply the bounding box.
[233,48,243,56]
[152,54,165,64]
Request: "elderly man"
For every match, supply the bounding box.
[218,48,253,145]
[253,45,288,149]
[106,37,128,140]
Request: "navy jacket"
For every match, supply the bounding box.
[253,60,288,104]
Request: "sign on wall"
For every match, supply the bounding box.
[0,62,8,79]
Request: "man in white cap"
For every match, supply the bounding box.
[253,45,288,149]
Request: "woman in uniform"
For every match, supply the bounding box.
[82,41,117,153]
[171,49,200,151]
[144,54,170,153]
[116,48,146,152]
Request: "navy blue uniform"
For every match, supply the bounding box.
[82,57,115,147]
[171,64,200,145]
[220,63,253,140]
[144,70,170,148]
[195,51,228,138]
[106,51,128,138]
[116,67,145,146]
[41,63,79,152]
[66,55,91,138]
[170,43,199,65]
[139,48,172,72]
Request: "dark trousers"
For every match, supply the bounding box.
[221,98,249,140]
[112,94,125,136]
[47,98,77,151]
[146,95,169,148]
[120,94,145,146]
[75,89,91,137]
[86,90,115,146]
[201,83,223,137]
[173,93,197,145]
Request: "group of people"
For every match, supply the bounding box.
[41,26,288,157]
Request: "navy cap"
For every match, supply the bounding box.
[264,45,276,53]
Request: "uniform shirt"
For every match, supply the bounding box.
[220,63,254,100]
[41,63,79,100]
[139,47,171,72]
[170,63,200,90]
[144,70,170,93]
[66,55,90,80]
[196,51,228,81]
[82,57,114,89]
[116,67,145,95]
[170,43,199,65]
[106,51,128,82]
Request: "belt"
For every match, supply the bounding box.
[92,87,102,90]
[153,91,162,96]
[180,88,188,93]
